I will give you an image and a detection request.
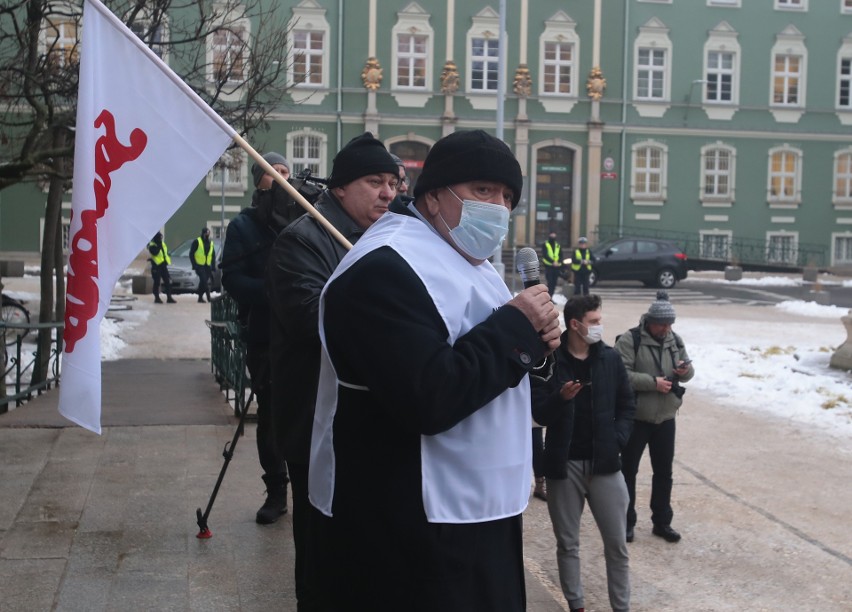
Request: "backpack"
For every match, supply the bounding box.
[617,325,684,359]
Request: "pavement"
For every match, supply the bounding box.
[1,271,852,610]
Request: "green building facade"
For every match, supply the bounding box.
[3,0,852,270]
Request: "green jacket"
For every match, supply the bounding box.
[614,316,694,424]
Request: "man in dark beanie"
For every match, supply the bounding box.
[266,132,399,609]
[308,129,561,611]
[614,291,695,545]
[220,151,292,525]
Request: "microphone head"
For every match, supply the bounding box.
[515,247,540,284]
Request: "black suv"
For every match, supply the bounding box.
[586,237,688,288]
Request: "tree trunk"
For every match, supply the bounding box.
[31,130,66,386]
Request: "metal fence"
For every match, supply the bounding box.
[207,293,250,417]
[595,225,827,270]
[1,322,63,412]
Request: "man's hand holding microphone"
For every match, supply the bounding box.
[508,247,561,354]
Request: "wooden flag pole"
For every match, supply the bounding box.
[232,133,353,250]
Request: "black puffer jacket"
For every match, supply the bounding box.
[266,190,366,464]
[531,333,635,477]
[220,202,280,345]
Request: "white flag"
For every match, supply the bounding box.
[59,0,235,433]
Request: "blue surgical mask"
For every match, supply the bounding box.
[440,188,510,260]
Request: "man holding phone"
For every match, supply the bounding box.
[531,294,635,612]
[615,290,694,544]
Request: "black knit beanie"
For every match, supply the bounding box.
[413,130,523,208]
[327,132,399,188]
[251,152,289,187]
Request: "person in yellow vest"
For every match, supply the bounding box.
[541,231,563,296]
[191,226,216,303]
[147,232,175,304]
[571,236,596,296]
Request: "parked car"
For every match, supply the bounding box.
[166,238,223,294]
[583,237,688,289]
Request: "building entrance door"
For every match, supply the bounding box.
[535,146,574,248]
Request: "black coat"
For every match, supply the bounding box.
[220,206,279,345]
[266,190,365,464]
[531,334,635,477]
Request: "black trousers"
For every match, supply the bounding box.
[532,426,545,478]
[544,266,561,296]
[245,343,287,483]
[621,417,676,529]
[151,263,172,297]
[573,270,591,295]
[195,265,213,298]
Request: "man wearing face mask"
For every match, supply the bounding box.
[308,130,561,611]
[530,294,635,612]
[220,151,292,525]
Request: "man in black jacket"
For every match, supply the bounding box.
[266,132,400,610]
[531,294,635,612]
[220,151,291,524]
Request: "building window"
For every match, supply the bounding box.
[833,149,852,207]
[631,142,667,202]
[767,146,802,206]
[841,58,852,108]
[844,0,852,15]
[397,34,428,88]
[207,148,247,196]
[773,54,801,105]
[632,18,672,117]
[206,6,251,102]
[287,1,330,104]
[775,0,807,10]
[636,49,666,100]
[769,26,807,121]
[287,130,328,178]
[292,30,324,86]
[543,41,574,95]
[700,144,735,204]
[470,37,499,92]
[707,51,734,102]
[700,232,731,260]
[834,235,852,264]
[766,233,798,264]
[40,5,80,68]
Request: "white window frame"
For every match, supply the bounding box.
[700,143,736,206]
[538,11,580,113]
[832,232,852,265]
[207,148,248,197]
[286,129,328,178]
[844,0,852,15]
[466,7,504,110]
[699,230,733,261]
[836,35,852,125]
[766,145,803,208]
[632,18,672,118]
[766,231,799,265]
[287,0,331,106]
[631,140,668,204]
[391,3,434,108]
[702,21,740,120]
[205,6,250,102]
[38,2,80,68]
[775,0,807,10]
[833,148,852,209]
[769,26,807,122]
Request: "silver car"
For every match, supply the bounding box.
[166,238,222,294]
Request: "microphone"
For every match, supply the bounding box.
[515,247,541,289]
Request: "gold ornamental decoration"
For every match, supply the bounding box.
[440,60,459,94]
[586,66,606,101]
[361,57,383,91]
[513,64,532,97]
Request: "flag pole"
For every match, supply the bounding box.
[231,134,353,251]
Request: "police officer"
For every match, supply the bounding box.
[147,232,176,304]
[571,236,595,296]
[192,227,216,303]
[541,231,563,296]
